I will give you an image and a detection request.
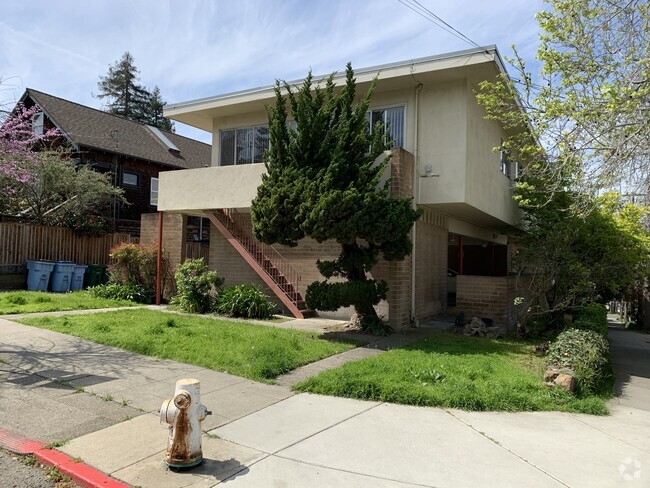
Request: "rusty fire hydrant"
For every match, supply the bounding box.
[160,378,211,468]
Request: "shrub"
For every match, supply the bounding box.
[171,258,224,314]
[88,283,153,304]
[546,328,611,394]
[108,242,171,297]
[572,302,608,336]
[215,284,276,319]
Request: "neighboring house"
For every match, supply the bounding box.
[17,89,211,235]
[158,46,523,329]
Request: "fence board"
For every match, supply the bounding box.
[0,223,138,266]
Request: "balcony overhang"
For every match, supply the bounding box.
[158,164,266,214]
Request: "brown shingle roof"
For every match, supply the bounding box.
[24,88,211,169]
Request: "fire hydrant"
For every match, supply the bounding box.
[160,378,210,468]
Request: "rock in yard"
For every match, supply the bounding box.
[554,373,576,392]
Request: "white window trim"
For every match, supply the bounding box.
[150,177,159,205]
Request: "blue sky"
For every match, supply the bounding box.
[0,0,545,143]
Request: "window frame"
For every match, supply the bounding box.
[219,124,270,166]
[150,177,159,205]
[121,171,139,187]
[367,104,406,148]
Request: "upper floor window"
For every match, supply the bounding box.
[367,106,405,148]
[220,125,269,166]
[150,177,159,205]
[32,112,44,135]
[122,171,139,187]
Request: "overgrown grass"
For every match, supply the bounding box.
[294,333,609,415]
[0,291,138,314]
[18,309,358,382]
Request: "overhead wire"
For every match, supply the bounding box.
[397,0,482,49]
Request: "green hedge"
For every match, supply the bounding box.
[546,328,610,394]
[572,303,608,336]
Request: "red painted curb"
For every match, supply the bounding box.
[0,427,129,488]
[34,448,129,488]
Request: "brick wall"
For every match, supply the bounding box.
[140,213,187,269]
[386,148,415,328]
[456,275,516,330]
[208,214,380,319]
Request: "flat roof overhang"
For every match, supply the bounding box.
[165,46,506,131]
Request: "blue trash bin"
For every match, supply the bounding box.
[70,264,87,291]
[50,261,76,293]
[26,260,55,291]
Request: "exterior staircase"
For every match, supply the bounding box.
[203,209,314,319]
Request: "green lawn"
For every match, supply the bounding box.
[0,291,138,314]
[294,333,609,415]
[18,309,359,382]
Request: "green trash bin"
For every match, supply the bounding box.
[85,264,108,288]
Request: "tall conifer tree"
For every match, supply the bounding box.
[251,64,421,333]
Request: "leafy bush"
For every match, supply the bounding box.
[215,284,276,319]
[108,242,171,297]
[572,303,608,336]
[88,283,153,304]
[171,258,224,314]
[546,328,611,394]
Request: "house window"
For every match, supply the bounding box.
[500,150,510,177]
[122,171,139,187]
[150,177,158,205]
[32,112,44,135]
[220,125,269,166]
[367,106,405,148]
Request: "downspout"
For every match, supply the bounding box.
[411,83,423,326]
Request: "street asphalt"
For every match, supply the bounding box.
[0,311,648,487]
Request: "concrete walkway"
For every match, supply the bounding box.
[1,313,649,487]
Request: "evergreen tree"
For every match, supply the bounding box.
[146,86,174,132]
[97,52,150,122]
[97,53,174,131]
[251,64,421,333]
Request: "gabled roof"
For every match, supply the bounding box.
[21,88,211,170]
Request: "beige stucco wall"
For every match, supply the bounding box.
[158,164,265,212]
[416,81,468,206]
[161,66,519,229]
[465,76,520,227]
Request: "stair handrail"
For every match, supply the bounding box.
[215,209,303,306]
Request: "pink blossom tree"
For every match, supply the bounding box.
[0,104,60,193]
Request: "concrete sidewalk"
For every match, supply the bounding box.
[1,315,649,487]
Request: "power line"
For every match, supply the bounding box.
[397,0,482,49]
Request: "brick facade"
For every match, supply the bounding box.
[140,213,187,270]
[456,275,516,330]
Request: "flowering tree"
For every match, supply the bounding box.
[0,104,124,232]
[0,104,60,199]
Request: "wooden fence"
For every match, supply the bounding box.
[185,242,210,265]
[0,222,138,267]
